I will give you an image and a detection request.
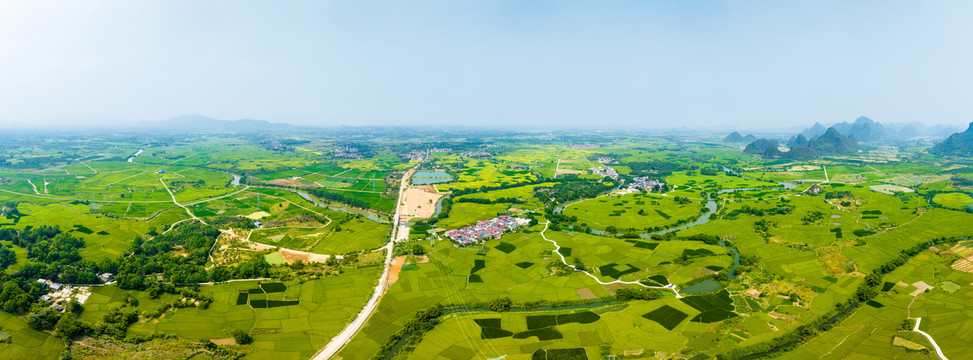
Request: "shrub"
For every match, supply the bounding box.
[231,329,253,345]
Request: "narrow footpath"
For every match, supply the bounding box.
[539,220,682,297]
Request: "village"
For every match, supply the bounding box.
[615,176,667,196]
[35,273,113,311]
[590,165,620,180]
[444,215,531,246]
[459,151,492,158]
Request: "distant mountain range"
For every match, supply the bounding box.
[745,126,858,159]
[724,132,757,143]
[800,116,959,141]
[929,122,973,156]
[147,115,298,131]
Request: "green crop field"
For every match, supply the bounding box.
[563,192,705,232]
[2,127,973,360]
[932,192,973,210]
[80,267,379,360]
[0,311,65,359]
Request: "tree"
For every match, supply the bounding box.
[488,297,512,312]
[26,307,62,330]
[0,247,15,270]
[615,288,661,301]
[0,281,31,314]
[231,329,253,344]
[572,257,585,270]
[68,300,84,315]
[411,244,425,256]
[54,313,87,339]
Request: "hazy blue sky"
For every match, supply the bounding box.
[0,1,970,128]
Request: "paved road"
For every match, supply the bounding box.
[311,166,416,360]
[913,318,948,360]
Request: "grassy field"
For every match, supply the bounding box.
[6,134,973,359]
[439,158,537,192]
[80,267,380,360]
[544,230,731,284]
[782,250,969,359]
[436,202,512,230]
[932,192,973,210]
[8,201,188,261]
[563,192,704,232]
[456,182,555,208]
[0,311,65,360]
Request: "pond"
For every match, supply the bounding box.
[412,177,452,185]
[413,170,451,178]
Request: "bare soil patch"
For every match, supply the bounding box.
[244,211,271,220]
[389,256,406,286]
[210,338,237,345]
[399,186,443,221]
[576,288,597,299]
[279,248,331,264]
[910,281,934,296]
[555,168,586,176]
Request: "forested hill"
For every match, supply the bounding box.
[929,122,973,156]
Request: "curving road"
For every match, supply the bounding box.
[311,166,416,360]
[913,318,948,360]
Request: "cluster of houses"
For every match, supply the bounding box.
[597,156,618,164]
[429,148,452,153]
[264,138,288,152]
[334,146,365,159]
[567,144,601,149]
[400,151,426,161]
[35,276,107,310]
[460,151,492,158]
[444,215,531,245]
[590,165,619,180]
[628,177,666,192]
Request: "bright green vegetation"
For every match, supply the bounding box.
[245,208,387,255]
[932,192,973,210]
[3,130,973,360]
[779,250,965,359]
[0,311,65,359]
[563,192,704,232]
[10,202,184,261]
[438,157,537,191]
[309,216,388,254]
[456,182,554,207]
[544,231,731,284]
[80,267,379,359]
[435,202,511,230]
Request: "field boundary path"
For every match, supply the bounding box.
[159,179,207,225]
[81,162,98,174]
[26,179,40,194]
[912,318,948,360]
[539,220,682,297]
[311,166,417,360]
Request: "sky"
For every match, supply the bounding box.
[0,0,971,129]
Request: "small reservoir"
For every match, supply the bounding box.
[411,171,452,185]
